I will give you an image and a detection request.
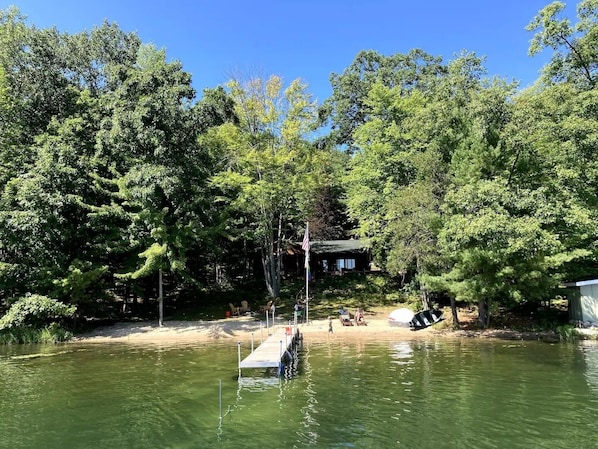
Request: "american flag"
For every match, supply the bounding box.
[302,225,310,271]
[301,226,310,252]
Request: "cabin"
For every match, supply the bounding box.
[284,239,373,279]
[562,279,598,326]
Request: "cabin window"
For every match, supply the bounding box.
[337,258,356,270]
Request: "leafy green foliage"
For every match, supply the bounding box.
[210,75,328,298]
[0,14,225,315]
[0,295,76,330]
[346,53,492,305]
[2,2,598,334]
[321,49,446,150]
[53,262,109,302]
[0,323,73,344]
[556,324,580,341]
[434,180,587,327]
[527,0,598,88]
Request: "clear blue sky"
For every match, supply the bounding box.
[12,0,577,103]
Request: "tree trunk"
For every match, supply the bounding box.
[273,213,283,296]
[450,296,460,329]
[416,256,431,310]
[421,288,431,310]
[260,212,286,299]
[158,268,163,327]
[477,297,490,328]
[261,249,275,298]
[261,239,280,298]
[270,252,279,298]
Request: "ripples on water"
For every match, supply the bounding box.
[292,339,598,449]
[2,339,598,448]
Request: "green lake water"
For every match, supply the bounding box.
[1,337,598,449]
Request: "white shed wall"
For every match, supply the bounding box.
[580,284,598,323]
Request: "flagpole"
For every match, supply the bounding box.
[302,222,310,325]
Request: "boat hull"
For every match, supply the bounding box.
[410,310,443,330]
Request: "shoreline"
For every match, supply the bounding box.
[72,315,563,345]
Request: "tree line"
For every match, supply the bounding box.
[0,1,596,330]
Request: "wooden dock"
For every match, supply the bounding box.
[238,327,301,376]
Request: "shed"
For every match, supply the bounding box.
[563,279,598,324]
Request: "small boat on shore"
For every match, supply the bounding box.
[388,308,415,327]
[410,309,443,330]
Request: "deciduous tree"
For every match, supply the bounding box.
[211,75,320,298]
[527,0,598,88]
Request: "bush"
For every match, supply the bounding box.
[0,294,76,330]
[39,323,73,343]
[555,324,579,342]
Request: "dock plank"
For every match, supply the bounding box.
[239,330,295,369]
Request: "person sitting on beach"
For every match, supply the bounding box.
[338,307,353,326]
[354,307,367,325]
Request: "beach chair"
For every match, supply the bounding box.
[339,312,353,326]
[229,303,240,317]
[260,300,273,313]
[239,300,251,314]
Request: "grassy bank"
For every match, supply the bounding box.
[0,323,73,344]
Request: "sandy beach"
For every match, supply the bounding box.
[73,309,560,345]
[74,314,432,345]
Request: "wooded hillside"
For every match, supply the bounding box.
[1,1,597,329]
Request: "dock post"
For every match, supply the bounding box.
[260,321,263,343]
[219,379,222,422]
[279,339,283,376]
[237,341,242,378]
[266,310,270,335]
[251,332,254,353]
[293,312,297,335]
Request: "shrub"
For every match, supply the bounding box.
[39,323,74,343]
[0,294,76,337]
[556,324,579,342]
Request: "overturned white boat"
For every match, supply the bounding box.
[388,308,415,327]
